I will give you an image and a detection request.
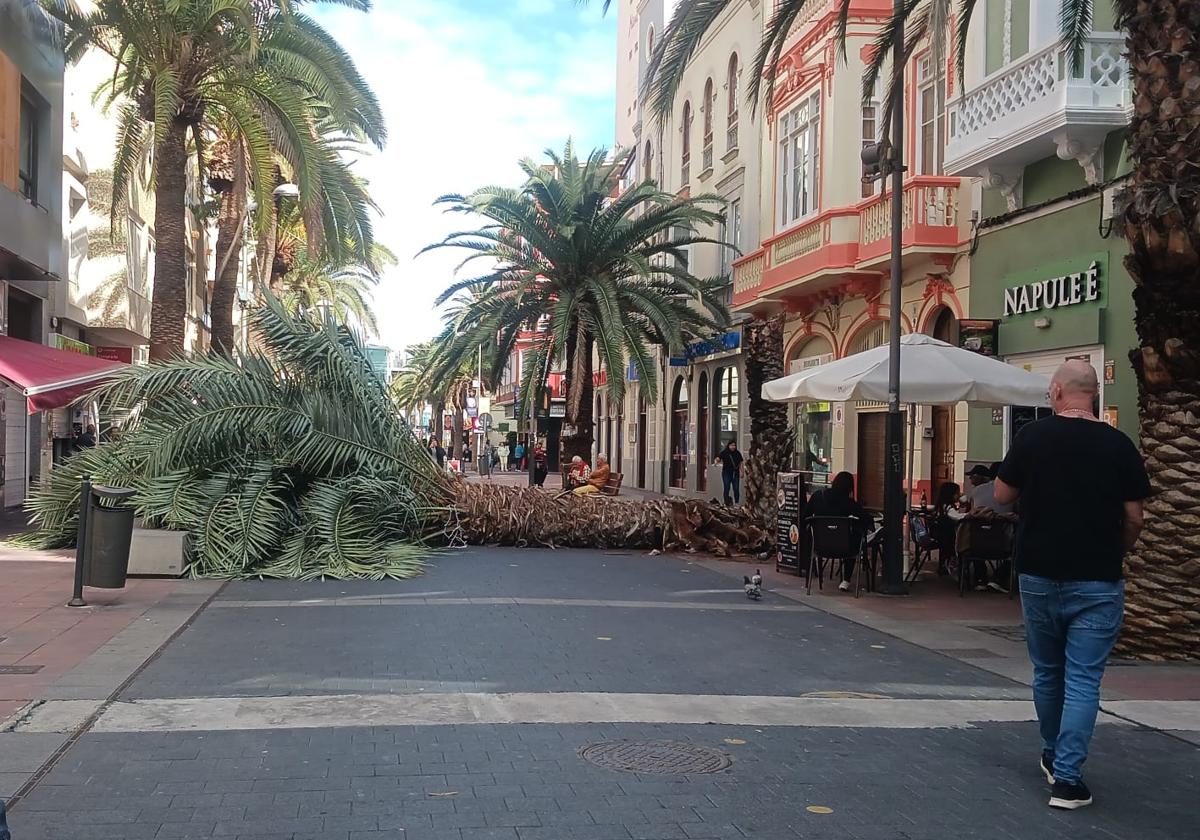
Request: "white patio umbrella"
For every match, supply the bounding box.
[763,333,1050,407]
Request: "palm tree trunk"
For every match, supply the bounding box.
[1114,0,1200,660]
[450,388,464,459]
[257,164,282,292]
[743,315,791,536]
[148,119,192,361]
[561,329,595,463]
[210,142,247,356]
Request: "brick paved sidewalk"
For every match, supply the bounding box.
[0,540,220,799]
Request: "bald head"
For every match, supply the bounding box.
[1050,360,1099,413]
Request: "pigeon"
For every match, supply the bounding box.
[743,569,763,600]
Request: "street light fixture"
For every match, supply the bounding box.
[216,182,299,280]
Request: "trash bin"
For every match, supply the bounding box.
[83,484,137,589]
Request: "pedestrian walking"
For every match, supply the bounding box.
[500,442,511,470]
[533,442,548,487]
[462,443,472,471]
[514,441,526,471]
[714,440,744,506]
[491,443,502,471]
[994,360,1151,811]
[434,440,445,469]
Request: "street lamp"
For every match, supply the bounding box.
[216,182,299,281]
[881,0,908,595]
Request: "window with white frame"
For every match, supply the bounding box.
[726,53,739,151]
[680,100,692,186]
[917,56,946,175]
[719,198,741,280]
[861,78,883,198]
[777,91,821,227]
[702,78,714,171]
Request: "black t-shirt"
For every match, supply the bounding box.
[998,415,1151,581]
[717,448,743,474]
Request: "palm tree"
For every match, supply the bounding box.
[18,297,771,575]
[424,142,733,463]
[645,0,1199,657]
[43,0,385,360]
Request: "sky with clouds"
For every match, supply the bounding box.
[313,0,617,352]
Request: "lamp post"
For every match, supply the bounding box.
[215,182,299,282]
[880,0,908,595]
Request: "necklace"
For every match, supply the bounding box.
[1057,408,1097,420]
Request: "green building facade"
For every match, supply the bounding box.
[967,129,1136,462]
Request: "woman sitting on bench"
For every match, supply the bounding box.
[574,453,610,496]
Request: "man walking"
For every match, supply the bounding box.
[994,360,1151,810]
[714,440,744,506]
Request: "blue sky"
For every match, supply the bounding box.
[313,0,618,351]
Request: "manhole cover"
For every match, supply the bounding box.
[579,740,732,775]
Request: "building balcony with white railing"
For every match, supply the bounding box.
[945,33,1130,190]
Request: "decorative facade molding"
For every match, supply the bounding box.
[1053,131,1105,185]
[980,165,1024,212]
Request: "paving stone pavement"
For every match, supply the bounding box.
[6,547,1198,840]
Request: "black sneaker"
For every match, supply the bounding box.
[1049,780,1093,810]
[1040,751,1056,784]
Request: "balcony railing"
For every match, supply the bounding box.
[726,116,738,152]
[702,134,714,172]
[680,152,691,187]
[771,216,824,265]
[858,177,962,260]
[732,250,766,296]
[946,34,1130,174]
[733,177,966,307]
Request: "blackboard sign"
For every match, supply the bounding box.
[776,472,806,574]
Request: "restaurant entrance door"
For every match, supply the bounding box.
[857,411,886,510]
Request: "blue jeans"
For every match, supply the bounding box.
[722,471,740,505]
[1019,574,1124,784]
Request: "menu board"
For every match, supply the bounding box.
[776,472,805,574]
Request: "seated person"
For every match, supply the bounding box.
[962,464,1014,514]
[807,471,873,592]
[932,481,965,575]
[574,453,610,496]
[565,455,590,489]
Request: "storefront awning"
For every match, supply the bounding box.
[0,335,126,413]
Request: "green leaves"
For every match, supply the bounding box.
[18,295,452,580]
[425,142,733,442]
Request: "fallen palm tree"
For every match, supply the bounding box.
[16,301,770,579]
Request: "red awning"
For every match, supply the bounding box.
[0,335,127,413]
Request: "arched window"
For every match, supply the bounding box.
[637,394,648,488]
[696,372,709,492]
[644,139,653,182]
[702,78,714,171]
[647,26,655,63]
[670,376,689,488]
[850,320,889,354]
[726,53,739,150]
[714,366,739,452]
[680,100,692,185]
[929,306,957,344]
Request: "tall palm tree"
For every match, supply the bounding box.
[645,0,1199,658]
[424,142,733,463]
[43,0,385,360]
[276,248,390,339]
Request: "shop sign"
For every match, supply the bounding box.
[51,333,94,355]
[1003,260,1101,316]
[497,422,510,432]
[1104,359,1115,384]
[549,403,566,418]
[832,403,845,428]
[626,360,639,382]
[1102,407,1118,428]
[789,353,832,375]
[775,473,805,572]
[593,369,608,388]
[958,319,999,356]
[684,329,741,361]
[95,346,133,363]
[804,402,830,413]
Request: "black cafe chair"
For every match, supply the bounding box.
[955,518,1015,596]
[806,516,869,597]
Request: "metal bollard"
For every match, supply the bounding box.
[68,474,92,607]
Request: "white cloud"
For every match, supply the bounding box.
[316,1,616,351]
